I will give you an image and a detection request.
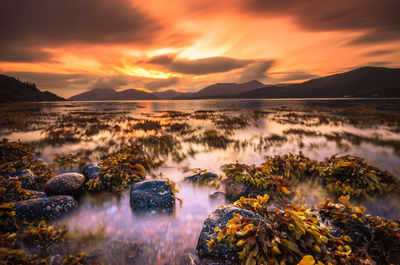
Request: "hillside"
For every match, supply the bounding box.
[154,90,193,100]
[0,74,64,102]
[235,67,400,98]
[179,80,265,99]
[68,88,158,101]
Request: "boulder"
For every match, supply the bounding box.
[13,195,77,222]
[83,163,100,180]
[6,169,40,190]
[184,172,218,184]
[196,205,260,262]
[130,180,175,213]
[45,173,85,196]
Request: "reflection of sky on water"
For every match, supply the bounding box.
[2,99,400,264]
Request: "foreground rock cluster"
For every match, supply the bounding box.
[1,138,400,265]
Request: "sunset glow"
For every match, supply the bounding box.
[0,0,399,97]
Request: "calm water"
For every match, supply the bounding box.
[1,99,400,264]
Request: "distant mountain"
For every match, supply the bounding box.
[68,88,158,101]
[0,74,64,102]
[234,67,400,98]
[180,80,265,99]
[153,89,193,100]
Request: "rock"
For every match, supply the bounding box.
[83,163,100,180]
[209,191,226,201]
[184,172,218,184]
[130,180,175,213]
[6,169,40,190]
[45,173,85,196]
[196,205,260,262]
[222,178,263,202]
[13,195,77,222]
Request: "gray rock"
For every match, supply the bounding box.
[13,195,77,222]
[209,191,226,201]
[130,180,175,213]
[6,169,40,190]
[83,163,100,180]
[196,205,260,262]
[45,173,85,196]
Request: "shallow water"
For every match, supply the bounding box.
[1,99,400,264]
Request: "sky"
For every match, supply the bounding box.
[0,0,399,98]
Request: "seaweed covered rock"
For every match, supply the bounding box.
[203,194,400,265]
[86,145,153,191]
[184,171,219,185]
[320,155,400,199]
[222,163,292,205]
[262,153,320,184]
[13,195,77,222]
[5,169,40,190]
[82,163,100,181]
[0,139,54,188]
[0,178,45,204]
[263,153,400,200]
[130,180,176,213]
[318,196,400,264]
[196,205,260,263]
[45,173,85,196]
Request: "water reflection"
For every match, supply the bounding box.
[1,99,400,264]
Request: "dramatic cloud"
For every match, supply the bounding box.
[91,76,131,89]
[0,0,167,62]
[363,49,397,57]
[145,77,179,90]
[267,71,319,83]
[145,55,253,75]
[244,0,400,44]
[239,60,274,82]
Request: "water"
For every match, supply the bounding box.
[1,99,400,264]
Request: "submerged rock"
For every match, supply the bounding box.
[196,205,260,263]
[45,172,85,196]
[209,191,226,201]
[6,169,40,190]
[13,195,77,222]
[130,180,175,213]
[82,163,100,180]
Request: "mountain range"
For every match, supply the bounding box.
[1,67,399,102]
[68,67,400,101]
[0,74,64,102]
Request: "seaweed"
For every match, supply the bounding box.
[86,145,152,191]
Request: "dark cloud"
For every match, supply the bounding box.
[91,76,131,89]
[145,77,179,90]
[239,60,274,82]
[244,0,400,44]
[0,47,54,63]
[363,49,397,57]
[0,0,164,62]
[268,71,319,82]
[348,30,400,45]
[145,55,253,75]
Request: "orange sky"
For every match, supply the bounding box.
[0,0,399,97]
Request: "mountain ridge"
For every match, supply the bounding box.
[0,74,64,102]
